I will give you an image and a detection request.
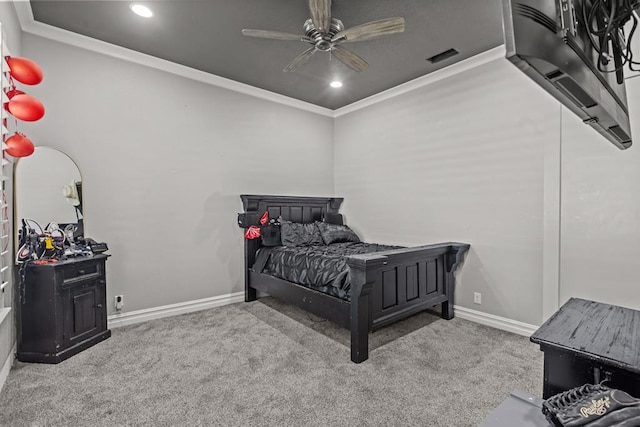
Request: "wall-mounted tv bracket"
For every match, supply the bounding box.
[558,0,578,37]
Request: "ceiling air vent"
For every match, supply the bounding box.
[427,48,459,64]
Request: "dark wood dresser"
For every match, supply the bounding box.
[531,298,640,399]
[16,254,111,363]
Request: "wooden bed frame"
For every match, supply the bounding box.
[238,195,470,363]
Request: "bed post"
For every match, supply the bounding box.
[441,243,471,320]
[244,239,259,302]
[346,254,388,364]
[239,195,263,302]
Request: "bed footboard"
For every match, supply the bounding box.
[346,242,470,363]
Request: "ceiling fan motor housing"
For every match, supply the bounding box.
[303,18,344,51]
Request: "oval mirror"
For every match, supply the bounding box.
[14,147,83,255]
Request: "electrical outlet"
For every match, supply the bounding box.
[473,292,482,304]
[115,295,124,311]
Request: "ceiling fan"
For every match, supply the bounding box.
[241,0,405,72]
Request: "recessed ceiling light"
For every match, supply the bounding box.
[330,81,343,88]
[130,4,153,18]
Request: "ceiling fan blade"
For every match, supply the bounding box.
[308,0,332,34]
[331,17,405,43]
[332,45,368,72]
[283,47,317,72]
[242,29,311,42]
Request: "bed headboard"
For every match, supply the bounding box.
[238,195,345,300]
[239,194,344,226]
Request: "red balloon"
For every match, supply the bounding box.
[6,89,25,99]
[4,132,34,157]
[6,94,45,121]
[6,57,43,85]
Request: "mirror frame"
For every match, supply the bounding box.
[13,147,83,261]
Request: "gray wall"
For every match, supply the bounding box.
[334,57,640,326]
[0,0,22,383]
[559,76,640,310]
[22,33,334,314]
[334,59,559,326]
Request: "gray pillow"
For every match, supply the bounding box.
[317,222,361,245]
[280,221,324,247]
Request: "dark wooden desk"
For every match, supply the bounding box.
[531,298,640,399]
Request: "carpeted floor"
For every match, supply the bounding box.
[0,298,543,426]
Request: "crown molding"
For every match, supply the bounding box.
[333,45,507,117]
[13,0,33,24]
[12,1,334,117]
[13,1,505,118]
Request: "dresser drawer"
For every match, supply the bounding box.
[62,262,100,283]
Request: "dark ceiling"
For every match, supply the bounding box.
[29,0,505,110]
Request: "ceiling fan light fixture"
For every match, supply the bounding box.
[330,81,343,88]
[130,4,153,18]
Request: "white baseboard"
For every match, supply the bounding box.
[0,343,16,395]
[105,291,538,338]
[454,305,539,337]
[108,292,245,329]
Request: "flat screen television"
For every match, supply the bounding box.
[502,0,636,150]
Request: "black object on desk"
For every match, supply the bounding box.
[16,254,111,363]
[531,298,640,399]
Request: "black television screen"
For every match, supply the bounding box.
[502,0,637,149]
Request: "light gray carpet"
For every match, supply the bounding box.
[0,299,543,426]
